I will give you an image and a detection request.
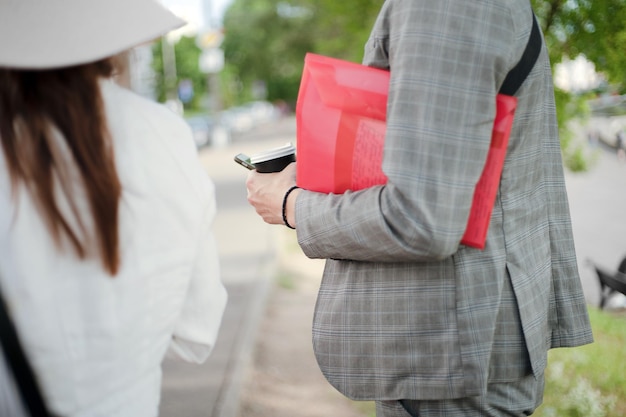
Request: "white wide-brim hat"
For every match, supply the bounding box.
[0,0,185,69]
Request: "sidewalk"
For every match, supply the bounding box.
[565,145,626,307]
[236,229,367,417]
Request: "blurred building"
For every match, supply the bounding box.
[116,0,202,101]
[554,55,604,93]
[115,45,160,100]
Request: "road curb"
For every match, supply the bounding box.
[214,229,279,417]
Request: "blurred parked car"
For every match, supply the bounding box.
[243,100,280,124]
[185,101,279,148]
[219,107,254,134]
[186,115,214,149]
[218,101,280,135]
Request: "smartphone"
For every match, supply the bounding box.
[234,153,255,170]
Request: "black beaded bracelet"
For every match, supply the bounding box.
[282,185,300,229]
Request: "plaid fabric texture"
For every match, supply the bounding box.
[376,371,544,416]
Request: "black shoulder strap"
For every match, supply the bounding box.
[499,13,542,96]
[0,290,53,417]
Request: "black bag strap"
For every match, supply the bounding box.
[0,289,53,417]
[499,12,542,96]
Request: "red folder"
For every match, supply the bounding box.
[296,53,517,249]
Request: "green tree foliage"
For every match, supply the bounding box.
[221,0,316,106]
[151,36,206,111]
[219,0,626,169]
[297,0,381,63]
[530,0,626,170]
[217,0,626,99]
[221,0,380,106]
[222,0,625,100]
[532,0,626,92]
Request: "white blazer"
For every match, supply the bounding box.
[0,80,227,416]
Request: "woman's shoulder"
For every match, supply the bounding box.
[99,79,198,159]
[99,79,213,200]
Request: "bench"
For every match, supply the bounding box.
[589,256,626,309]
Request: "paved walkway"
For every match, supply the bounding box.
[565,143,626,307]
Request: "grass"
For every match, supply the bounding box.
[275,268,296,290]
[354,307,625,417]
[535,307,625,417]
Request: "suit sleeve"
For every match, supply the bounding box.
[296,0,519,262]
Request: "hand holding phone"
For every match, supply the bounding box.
[234,143,295,173]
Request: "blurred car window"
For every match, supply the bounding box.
[186,115,214,149]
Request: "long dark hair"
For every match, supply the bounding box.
[0,59,122,275]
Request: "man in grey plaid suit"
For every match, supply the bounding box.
[246,0,593,415]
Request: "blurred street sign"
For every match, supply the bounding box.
[196,29,224,50]
[178,79,194,103]
[199,48,224,74]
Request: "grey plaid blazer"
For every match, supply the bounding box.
[295,0,593,401]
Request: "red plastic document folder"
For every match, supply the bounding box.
[296,53,390,194]
[295,53,517,249]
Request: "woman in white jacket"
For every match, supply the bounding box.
[0,1,227,416]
